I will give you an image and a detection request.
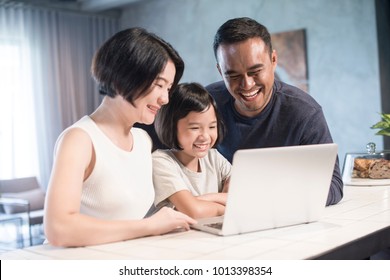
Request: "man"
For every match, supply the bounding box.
[206,17,343,206]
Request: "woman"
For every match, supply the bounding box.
[44,28,195,247]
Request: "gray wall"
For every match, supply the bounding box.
[121,0,383,169]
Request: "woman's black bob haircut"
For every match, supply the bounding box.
[154,82,225,150]
[91,27,184,105]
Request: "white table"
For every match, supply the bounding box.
[1,185,389,260]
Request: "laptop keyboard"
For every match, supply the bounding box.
[205,222,223,230]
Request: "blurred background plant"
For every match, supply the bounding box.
[371,113,390,137]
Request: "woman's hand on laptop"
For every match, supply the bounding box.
[146,207,197,235]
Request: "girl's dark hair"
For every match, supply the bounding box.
[213,17,273,60]
[91,27,184,105]
[154,82,225,150]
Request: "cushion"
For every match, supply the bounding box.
[1,188,45,214]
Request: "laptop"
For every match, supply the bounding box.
[191,143,338,236]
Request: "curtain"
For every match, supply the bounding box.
[0,2,119,188]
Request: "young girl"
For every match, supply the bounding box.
[153,82,231,219]
[44,28,195,247]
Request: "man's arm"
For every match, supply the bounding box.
[326,156,344,206]
[300,108,344,206]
